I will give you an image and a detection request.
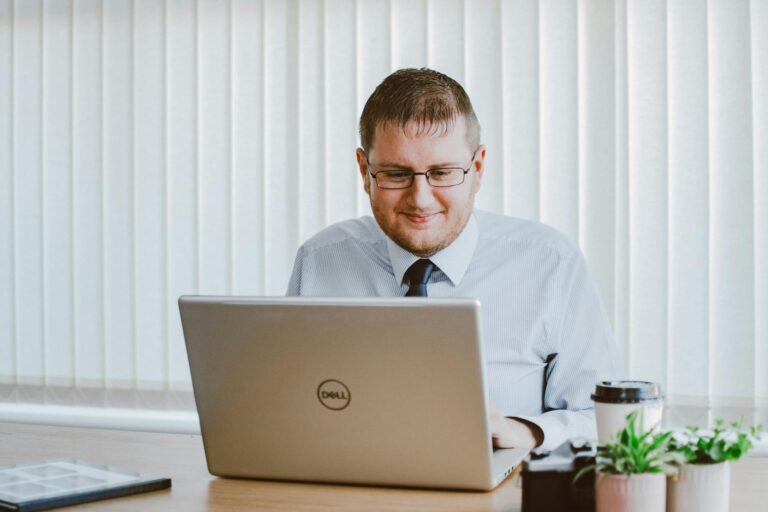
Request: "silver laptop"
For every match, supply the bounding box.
[178,296,528,491]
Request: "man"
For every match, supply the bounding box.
[287,68,623,452]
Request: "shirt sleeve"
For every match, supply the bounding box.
[286,245,306,296]
[513,248,626,452]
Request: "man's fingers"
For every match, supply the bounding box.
[492,431,515,449]
[489,403,528,449]
[489,414,514,448]
[489,412,539,450]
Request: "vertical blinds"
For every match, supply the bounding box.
[0,0,766,408]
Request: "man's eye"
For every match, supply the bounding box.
[429,169,461,181]
[382,171,412,180]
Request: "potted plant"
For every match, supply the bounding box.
[576,411,684,512]
[667,419,762,512]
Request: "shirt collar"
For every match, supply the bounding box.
[386,212,479,287]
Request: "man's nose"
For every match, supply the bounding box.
[406,174,435,207]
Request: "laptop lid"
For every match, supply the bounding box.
[179,296,521,490]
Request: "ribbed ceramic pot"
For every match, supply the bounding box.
[667,462,730,512]
[595,472,666,512]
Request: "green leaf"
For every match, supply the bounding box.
[593,409,678,475]
[573,464,595,483]
[707,442,725,462]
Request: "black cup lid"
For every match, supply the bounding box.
[591,380,663,404]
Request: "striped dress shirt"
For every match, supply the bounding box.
[286,209,625,451]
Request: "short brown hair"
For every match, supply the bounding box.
[358,68,481,153]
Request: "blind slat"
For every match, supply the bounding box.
[232,0,266,295]
[103,0,135,388]
[753,0,768,407]
[324,0,357,227]
[613,0,630,367]
[391,0,427,70]
[0,0,15,384]
[708,0,755,405]
[501,0,539,220]
[165,0,197,389]
[197,0,232,295]
[43,0,74,386]
[578,0,616,319]
[297,0,325,242]
[14,0,44,385]
[263,0,295,295]
[626,0,668,389]
[134,0,167,388]
[466,0,504,213]
[667,0,710,405]
[72,0,105,386]
[427,0,464,83]
[539,0,579,241]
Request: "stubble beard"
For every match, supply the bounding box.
[371,202,474,258]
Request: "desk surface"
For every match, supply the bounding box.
[2,422,766,511]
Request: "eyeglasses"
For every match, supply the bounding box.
[366,149,479,189]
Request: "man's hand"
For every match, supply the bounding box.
[489,405,543,450]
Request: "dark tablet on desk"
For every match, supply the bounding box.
[0,459,170,511]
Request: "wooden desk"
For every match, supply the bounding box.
[2,422,766,511]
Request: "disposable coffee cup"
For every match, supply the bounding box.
[591,380,664,444]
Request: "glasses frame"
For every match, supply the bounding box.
[366,148,479,190]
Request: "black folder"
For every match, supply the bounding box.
[0,459,171,511]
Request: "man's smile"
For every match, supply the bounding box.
[402,212,442,225]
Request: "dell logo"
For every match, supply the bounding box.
[317,379,351,410]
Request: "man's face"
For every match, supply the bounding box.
[356,116,485,257]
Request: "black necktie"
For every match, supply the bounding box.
[404,259,435,297]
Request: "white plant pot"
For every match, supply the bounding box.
[595,472,666,512]
[667,461,731,512]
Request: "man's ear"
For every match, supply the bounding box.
[356,147,371,196]
[471,144,486,193]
